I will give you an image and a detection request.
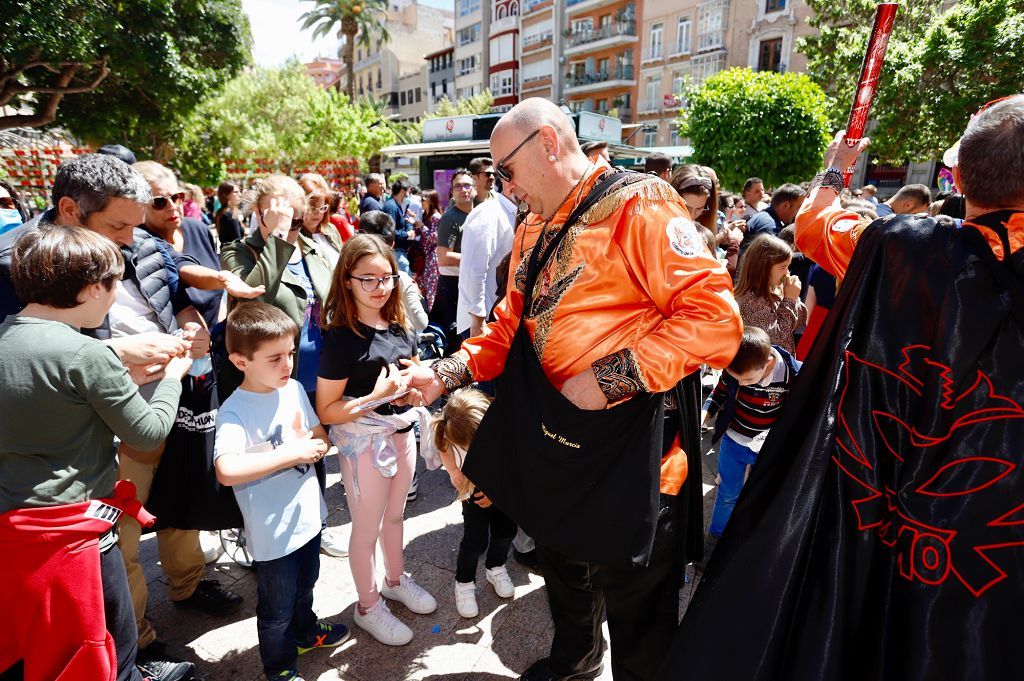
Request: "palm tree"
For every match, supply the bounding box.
[299,0,391,101]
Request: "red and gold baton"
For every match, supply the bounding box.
[843,2,899,186]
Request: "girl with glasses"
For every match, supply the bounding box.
[315,234,437,646]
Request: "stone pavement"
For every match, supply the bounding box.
[140,432,719,681]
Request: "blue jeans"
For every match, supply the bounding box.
[254,533,321,677]
[394,249,410,275]
[708,435,758,537]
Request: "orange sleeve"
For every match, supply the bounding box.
[615,201,743,392]
[794,187,870,280]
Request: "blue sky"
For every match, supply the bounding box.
[244,0,452,66]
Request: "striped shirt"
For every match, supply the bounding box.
[704,346,800,446]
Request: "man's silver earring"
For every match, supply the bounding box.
[548,154,557,162]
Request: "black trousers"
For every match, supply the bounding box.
[456,495,518,583]
[429,275,461,354]
[535,494,682,681]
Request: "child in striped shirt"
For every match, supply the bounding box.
[702,326,801,544]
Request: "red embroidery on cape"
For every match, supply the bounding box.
[834,345,1024,597]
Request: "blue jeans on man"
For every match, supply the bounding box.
[254,532,321,677]
[708,435,758,537]
[394,249,410,275]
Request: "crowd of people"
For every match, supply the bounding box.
[0,92,1021,681]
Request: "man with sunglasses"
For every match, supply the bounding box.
[660,96,1024,680]
[469,157,497,205]
[405,97,742,681]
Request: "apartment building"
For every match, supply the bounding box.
[426,45,456,112]
[563,0,641,130]
[519,0,562,102]
[346,0,454,117]
[488,0,521,112]
[397,65,429,121]
[455,0,487,100]
[727,0,814,74]
[636,1,694,147]
[304,57,344,90]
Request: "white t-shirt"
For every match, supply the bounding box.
[213,379,327,562]
[108,279,165,337]
[312,232,340,270]
[456,193,516,334]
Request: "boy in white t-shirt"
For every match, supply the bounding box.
[214,302,348,681]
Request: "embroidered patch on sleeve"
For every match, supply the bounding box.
[433,355,473,392]
[592,347,648,402]
[665,217,704,258]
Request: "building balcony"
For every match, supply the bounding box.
[523,0,554,15]
[564,66,635,94]
[567,0,624,17]
[521,74,553,92]
[522,33,553,54]
[564,22,638,57]
[490,15,518,35]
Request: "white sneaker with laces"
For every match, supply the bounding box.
[381,573,437,614]
[354,598,413,646]
[454,581,478,618]
[320,529,348,557]
[485,565,515,598]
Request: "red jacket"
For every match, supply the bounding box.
[0,481,154,681]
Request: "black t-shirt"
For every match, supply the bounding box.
[318,322,418,414]
[216,210,244,245]
[173,217,223,330]
[437,205,469,253]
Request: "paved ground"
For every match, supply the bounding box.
[141,416,720,681]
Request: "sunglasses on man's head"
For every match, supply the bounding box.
[151,192,185,210]
[495,129,541,184]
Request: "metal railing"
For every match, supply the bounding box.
[568,21,636,48]
[565,65,635,87]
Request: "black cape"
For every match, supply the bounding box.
[660,211,1024,680]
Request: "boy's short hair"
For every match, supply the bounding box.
[12,222,124,308]
[729,326,772,374]
[226,301,298,358]
[358,210,396,246]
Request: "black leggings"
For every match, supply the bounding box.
[455,494,518,583]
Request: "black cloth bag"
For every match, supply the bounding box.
[659,211,1024,680]
[463,170,668,568]
[147,373,243,531]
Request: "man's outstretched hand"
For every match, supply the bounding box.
[399,359,445,405]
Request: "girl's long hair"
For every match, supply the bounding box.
[421,189,441,220]
[320,233,409,337]
[734,233,792,300]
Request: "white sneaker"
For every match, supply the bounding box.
[381,574,437,614]
[354,598,413,646]
[485,565,515,598]
[320,529,348,558]
[454,581,478,618]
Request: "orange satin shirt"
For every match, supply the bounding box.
[450,160,742,494]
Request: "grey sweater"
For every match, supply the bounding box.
[0,316,182,514]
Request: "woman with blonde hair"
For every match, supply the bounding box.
[734,233,807,353]
[316,234,437,646]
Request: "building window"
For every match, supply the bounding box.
[691,52,725,85]
[765,0,786,11]
[644,75,661,112]
[648,22,663,60]
[458,23,481,46]
[675,17,691,54]
[457,55,478,76]
[400,91,407,105]
[596,98,609,114]
[697,0,727,52]
[669,126,682,146]
[415,87,422,102]
[758,37,783,72]
[459,0,481,16]
[644,128,658,147]
[671,70,687,98]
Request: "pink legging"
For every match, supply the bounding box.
[340,429,416,609]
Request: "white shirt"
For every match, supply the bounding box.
[456,193,516,334]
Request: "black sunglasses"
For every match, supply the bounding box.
[495,129,541,184]
[151,192,185,210]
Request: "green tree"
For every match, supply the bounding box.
[1,0,250,158]
[678,68,832,190]
[426,90,495,119]
[175,61,396,185]
[299,0,390,101]
[798,0,1024,162]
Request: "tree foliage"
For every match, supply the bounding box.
[679,68,832,190]
[425,90,496,119]
[175,61,396,185]
[1,0,251,158]
[798,0,1024,162]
